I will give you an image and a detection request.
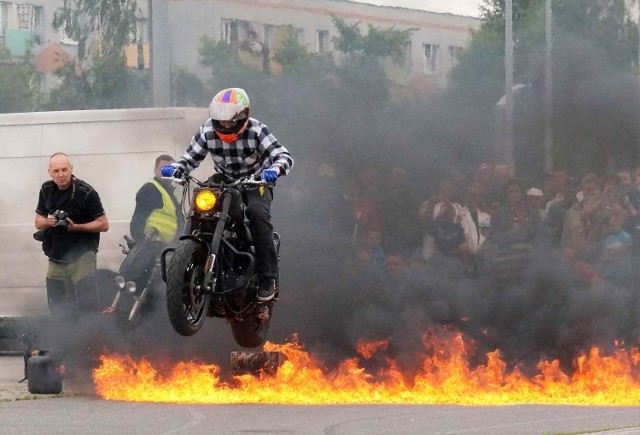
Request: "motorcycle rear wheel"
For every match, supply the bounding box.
[166,239,210,336]
[229,305,272,348]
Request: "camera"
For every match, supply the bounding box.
[33,210,69,242]
[53,210,68,229]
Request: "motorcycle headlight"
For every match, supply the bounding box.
[194,189,217,212]
[125,281,137,294]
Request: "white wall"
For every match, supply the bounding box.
[0,107,209,315]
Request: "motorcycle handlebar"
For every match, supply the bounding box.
[167,173,269,189]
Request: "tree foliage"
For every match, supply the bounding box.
[46,0,148,110]
[44,54,149,110]
[52,0,140,61]
[0,48,42,113]
[271,26,319,74]
[444,0,640,179]
[198,35,267,92]
[331,15,414,66]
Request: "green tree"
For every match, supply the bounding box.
[46,0,149,110]
[445,0,639,178]
[329,15,414,123]
[198,35,267,93]
[272,26,318,74]
[171,69,208,107]
[0,48,42,113]
[52,0,139,61]
[331,15,413,65]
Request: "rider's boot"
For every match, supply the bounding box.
[256,276,276,302]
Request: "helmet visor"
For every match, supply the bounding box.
[210,102,247,121]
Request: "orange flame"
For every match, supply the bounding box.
[93,331,640,405]
[356,338,388,360]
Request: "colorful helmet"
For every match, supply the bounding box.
[209,88,251,143]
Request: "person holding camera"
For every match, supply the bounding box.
[34,152,109,316]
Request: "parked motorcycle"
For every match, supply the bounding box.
[161,173,280,348]
[103,235,166,328]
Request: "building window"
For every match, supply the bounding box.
[221,19,239,48]
[16,3,35,31]
[423,43,440,74]
[448,46,463,63]
[316,30,328,54]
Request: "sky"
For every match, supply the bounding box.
[350,0,483,17]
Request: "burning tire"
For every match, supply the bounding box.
[166,239,210,336]
[27,351,62,395]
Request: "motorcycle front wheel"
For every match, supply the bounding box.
[166,239,210,336]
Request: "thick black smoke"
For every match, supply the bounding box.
[32,12,640,381]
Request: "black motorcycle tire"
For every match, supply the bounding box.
[229,307,272,348]
[166,239,210,336]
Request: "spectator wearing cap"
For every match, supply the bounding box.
[527,187,546,220]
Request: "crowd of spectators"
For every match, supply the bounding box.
[278,160,640,292]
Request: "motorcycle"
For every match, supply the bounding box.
[103,235,166,328]
[160,173,280,348]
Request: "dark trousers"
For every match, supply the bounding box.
[243,186,278,279]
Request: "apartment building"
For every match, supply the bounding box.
[0,0,480,92]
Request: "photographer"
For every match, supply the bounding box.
[34,152,109,316]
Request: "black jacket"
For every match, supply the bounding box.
[35,177,106,263]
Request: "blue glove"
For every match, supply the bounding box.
[161,163,185,178]
[261,168,279,182]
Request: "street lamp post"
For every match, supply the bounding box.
[150,0,171,107]
[504,0,514,167]
[544,0,553,173]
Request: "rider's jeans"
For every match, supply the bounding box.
[243,186,278,280]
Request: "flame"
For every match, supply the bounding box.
[356,338,388,360]
[93,330,640,405]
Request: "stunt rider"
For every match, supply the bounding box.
[165,87,293,302]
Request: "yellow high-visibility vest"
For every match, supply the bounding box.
[144,180,178,243]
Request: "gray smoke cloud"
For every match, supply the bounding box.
[28,11,640,382]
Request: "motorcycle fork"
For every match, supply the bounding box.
[204,193,233,292]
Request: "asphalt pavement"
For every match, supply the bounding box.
[0,355,30,401]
